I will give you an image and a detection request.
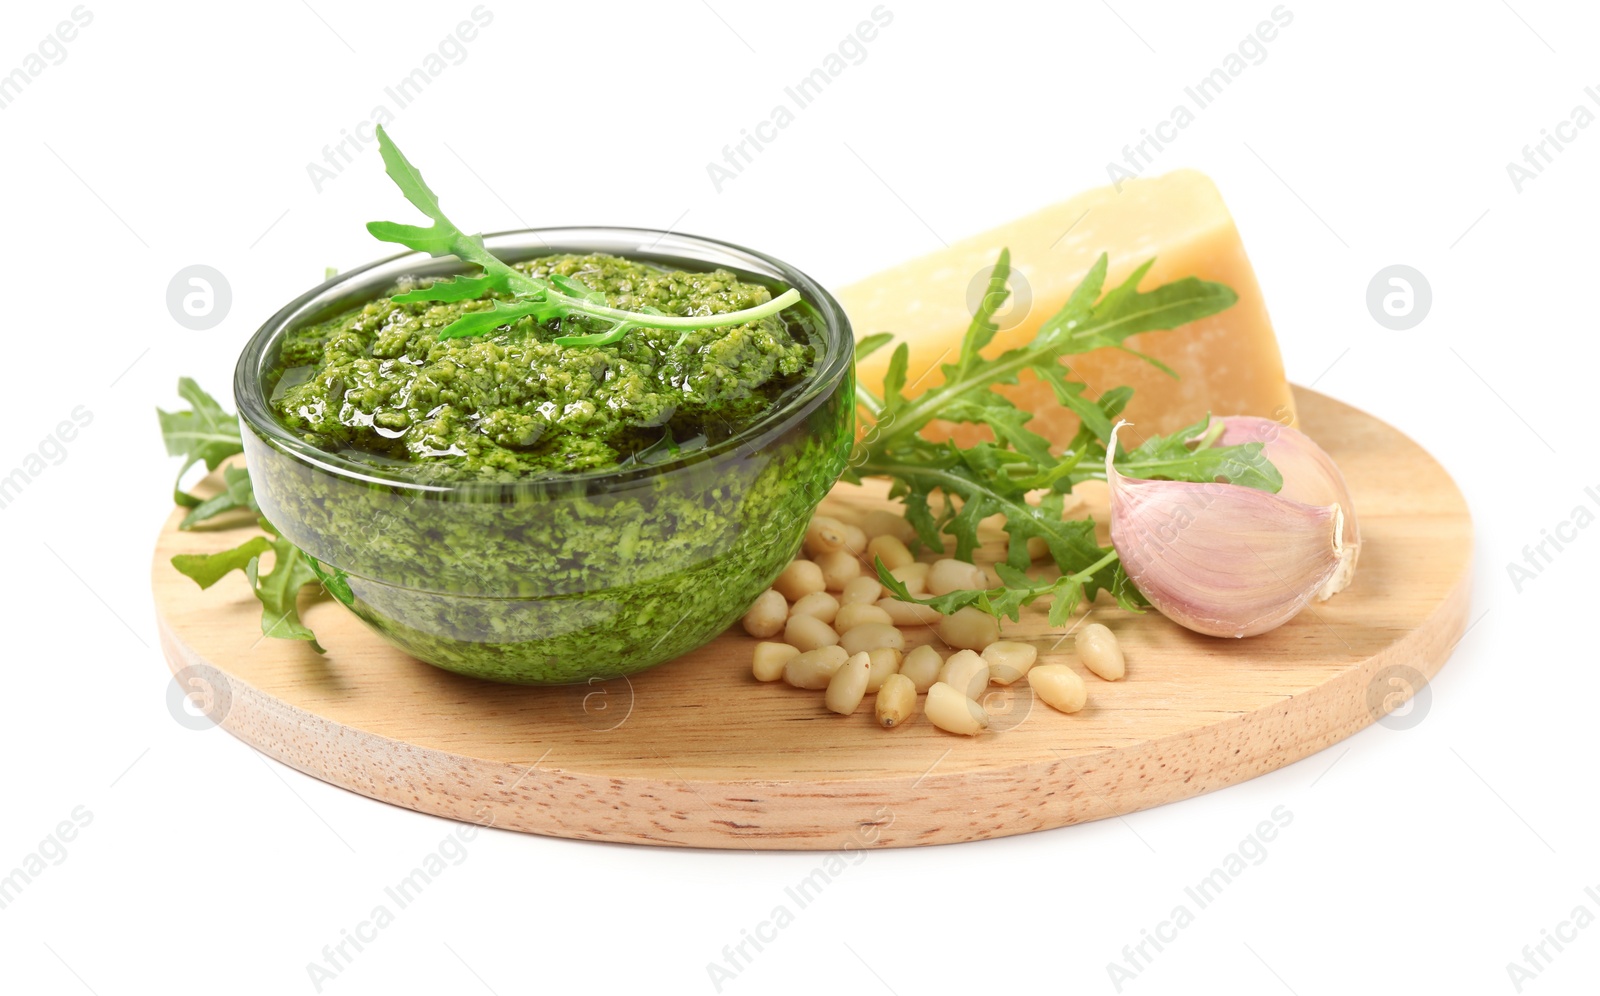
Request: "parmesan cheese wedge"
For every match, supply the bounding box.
[838,170,1295,444]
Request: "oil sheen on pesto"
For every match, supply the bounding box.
[270,253,815,479]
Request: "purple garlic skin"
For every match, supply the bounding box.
[1106,419,1358,639]
[1213,416,1360,601]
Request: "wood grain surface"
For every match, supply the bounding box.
[152,387,1472,849]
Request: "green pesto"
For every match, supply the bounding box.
[270,254,812,480]
[245,252,852,683]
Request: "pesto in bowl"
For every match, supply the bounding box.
[235,229,854,684]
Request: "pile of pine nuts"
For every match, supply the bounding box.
[743,507,1128,736]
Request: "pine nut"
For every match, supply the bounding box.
[875,673,916,728]
[817,549,862,590]
[900,645,944,692]
[804,515,849,557]
[982,641,1038,685]
[864,647,902,693]
[937,606,1000,650]
[839,622,905,657]
[939,649,990,700]
[790,591,841,625]
[928,558,987,596]
[888,562,930,595]
[926,681,989,735]
[784,645,849,689]
[878,598,943,627]
[840,576,884,606]
[1029,664,1087,713]
[978,564,1003,589]
[1027,536,1050,561]
[813,501,862,527]
[867,535,915,571]
[784,614,839,652]
[1077,623,1125,681]
[825,652,872,715]
[773,560,825,601]
[863,509,918,544]
[752,641,799,682]
[835,602,893,632]
[843,524,869,557]
[742,589,789,638]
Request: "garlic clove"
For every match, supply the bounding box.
[1106,422,1347,639]
[1210,415,1360,600]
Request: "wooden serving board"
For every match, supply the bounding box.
[152,388,1472,849]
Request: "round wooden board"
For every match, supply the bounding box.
[153,387,1471,849]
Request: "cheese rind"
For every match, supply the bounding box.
[839,170,1295,444]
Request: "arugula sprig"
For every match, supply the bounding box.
[172,519,328,653]
[161,381,334,654]
[158,376,259,531]
[852,250,1282,619]
[877,552,1123,628]
[178,465,257,530]
[367,125,801,346]
[158,377,247,512]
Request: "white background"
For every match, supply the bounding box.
[1,1,1596,993]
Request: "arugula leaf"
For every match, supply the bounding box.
[247,531,326,653]
[367,125,802,344]
[1035,369,1121,446]
[161,383,334,651]
[946,247,1013,382]
[853,333,895,418]
[303,553,354,608]
[179,465,258,530]
[876,555,1111,629]
[548,273,606,305]
[1117,414,1281,491]
[171,536,273,589]
[854,332,895,364]
[434,298,567,340]
[367,128,524,280]
[867,252,1236,454]
[391,273,505,304]
[877,343,909,412]
[1110,562,1148,612]
[938,394,1054,467]
[158,378,243,508]
[168,528,326,653]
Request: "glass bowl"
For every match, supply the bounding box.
[234,228,854,684]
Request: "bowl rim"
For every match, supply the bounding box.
[234,226,854,496]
